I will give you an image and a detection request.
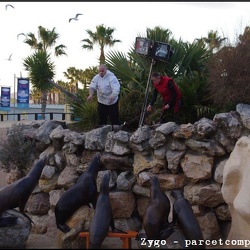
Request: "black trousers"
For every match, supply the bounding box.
[97,101,121,126]
[160,100,182,124]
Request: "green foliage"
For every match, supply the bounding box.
[23,50,55,91]
[144,108,162,124]
[67,89,99,131]
[178,76,216,123]
[119,90,145,129]
[0,124,36,176]
[81,24,121,64]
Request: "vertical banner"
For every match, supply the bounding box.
[17,78,29,108]
[0,86,11,111]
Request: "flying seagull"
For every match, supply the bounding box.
[17,33,26,40]
[69,13,83,22]
[5,54,12,61]
[5,4,14,10]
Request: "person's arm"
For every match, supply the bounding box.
[147,88,158,111]
[149,88,158,106]
[165,80,177,108]
[87,77,97,101]
[88,87,95,97]
[110,77,120,98]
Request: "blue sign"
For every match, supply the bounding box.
[0,86,11,111]
[17,78,29,108]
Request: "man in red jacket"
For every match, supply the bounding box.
[146,72,182,124]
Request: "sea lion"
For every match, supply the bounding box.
[89,172,111,249]
[143,175,173,240]
[0,156,47,227]
[89,171,126,249]
[55,152,101,234]
[171,189,204,248]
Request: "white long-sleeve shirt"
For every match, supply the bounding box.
[89,70,120,105]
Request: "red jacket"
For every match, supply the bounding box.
[153,76,182,113]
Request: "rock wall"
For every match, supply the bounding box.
[5,103,250,248]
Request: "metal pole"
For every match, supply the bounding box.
[13,74,16,121]
[138,58,155,127]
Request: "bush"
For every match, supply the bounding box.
[207,27,250,109]
[0,124,36,176]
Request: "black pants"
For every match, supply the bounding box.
[160,100,182,124]
[98,101,121,126]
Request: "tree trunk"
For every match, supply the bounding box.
[47,78,81,103]
[41,91,47,119]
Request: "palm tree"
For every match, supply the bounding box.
[23,51,55,101]
[239,26,250,44]
[30,87,41,104]
[63,67,86,93]
[201,30,227,53]
[23,26,67,118]
[25,26,67,56]
[81,24,121,64]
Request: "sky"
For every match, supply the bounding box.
[1,1,250,93]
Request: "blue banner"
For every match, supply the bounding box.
[0,86,11,111]
[17,78,29,108]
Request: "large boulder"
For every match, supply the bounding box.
[0,209,31,248]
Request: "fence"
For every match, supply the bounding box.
[0,112,73,122]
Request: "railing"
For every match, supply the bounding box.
[0,112,73,122]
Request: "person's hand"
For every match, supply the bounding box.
[87,95,93,101]
[163,104,170,110]
[109,97,114,104]
[147,105,152,112]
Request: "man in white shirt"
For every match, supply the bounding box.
[87,64,121,127]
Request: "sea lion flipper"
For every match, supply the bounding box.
[58,223,71,234]
[160,222,174,239]
[109,212,127,234]
[110,213,127,234]
[110,212,115,231]
[112,228,128,234]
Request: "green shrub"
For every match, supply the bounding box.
[0,123,36,176]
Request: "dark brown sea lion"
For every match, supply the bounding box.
[143,175,173,240]
[0,156,47,227]
[89,171,126,249]
[89,172,111,249]
[171,189,204,249]
[55,152,101,234]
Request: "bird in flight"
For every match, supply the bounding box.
[5,54,13,61]
[17,33,26,40]
[69,13,83,22]
[5,4,14,10]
